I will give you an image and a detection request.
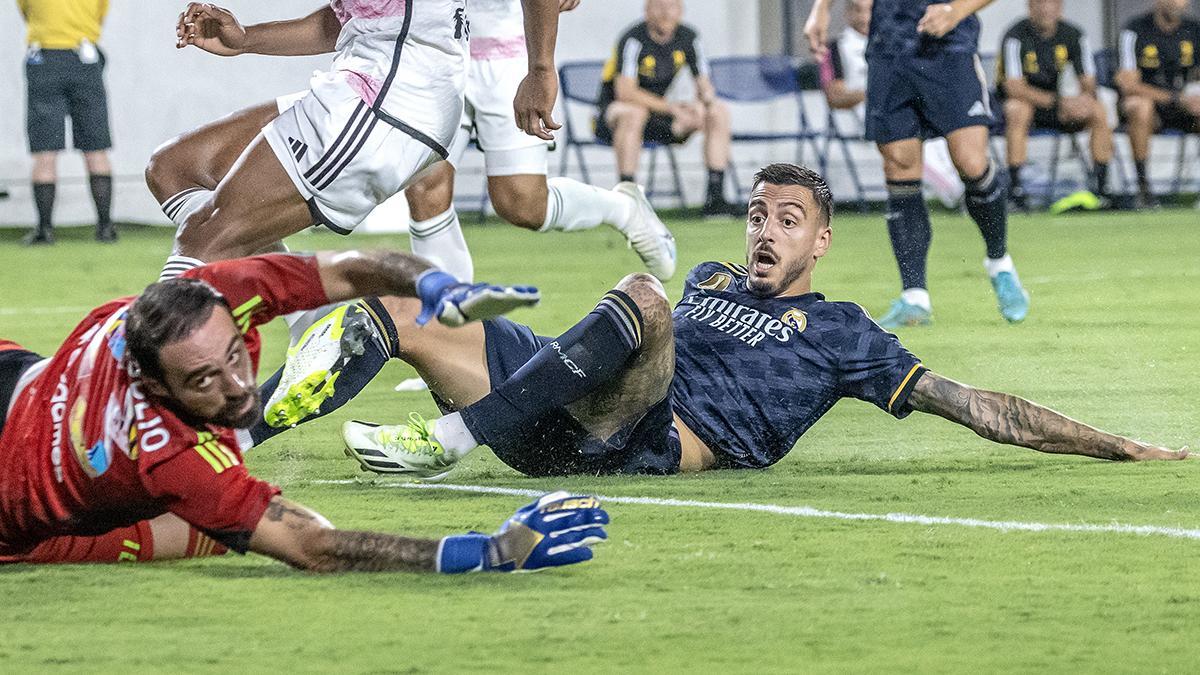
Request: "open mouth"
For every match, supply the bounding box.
[752,249,778,275]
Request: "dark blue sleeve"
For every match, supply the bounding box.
[833,303,926,418]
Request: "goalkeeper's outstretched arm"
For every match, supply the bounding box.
[908,372,1187,461]
[247,493,608,573]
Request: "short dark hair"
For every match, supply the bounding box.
[126,278,230,382]
[751,163,834,226]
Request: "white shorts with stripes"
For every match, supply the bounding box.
[263,71,447,234]
[446,56,550,177]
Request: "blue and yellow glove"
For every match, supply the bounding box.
[437,492,609,573]
[414,269,540,327]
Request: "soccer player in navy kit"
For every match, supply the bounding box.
[323,164,1184,478]
[805,0,1030,329]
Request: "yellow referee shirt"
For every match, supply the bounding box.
[17,0,109,48]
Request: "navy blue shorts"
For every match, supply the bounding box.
[25,49,112,153]
[865,53,993,144]
[452,318,680,477]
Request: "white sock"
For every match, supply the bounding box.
[901,288,932,310]
[159,255,205,281]
[983,254,1016,278]
[160,188,212,229]
[540,176,634,234]
[432,412,479,459]
[235,428,255,452]
[409,207,474,282]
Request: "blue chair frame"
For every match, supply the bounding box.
[707,55,825,202]
[557,60,686,207]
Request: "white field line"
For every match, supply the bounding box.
[0,306,93,316]
[309,480,1200,541]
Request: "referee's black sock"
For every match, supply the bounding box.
[885,179,931,291]
[705,168,725,204]
[1007,165,1022,192]
[1135,160,1150,193]
[89,174,113,226]
[458,289,643,447]
[962,161,1008,260]
[619,173,636,184]
[32,182,55,232]
[1091,162,1110,197]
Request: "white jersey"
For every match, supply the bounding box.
[468,0,527,60]
[328,0,469,147]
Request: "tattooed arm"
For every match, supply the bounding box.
[248,497,439,573]
[908,371,1187,461]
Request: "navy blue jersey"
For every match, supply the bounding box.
[670,262,926,469]
[867,0,980,58]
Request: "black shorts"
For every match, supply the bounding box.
[0,342,44,438]
[594,108,691,146]
[1154,101,1200,133]
[26,49,112,153]
[437,318,681,477]
[1031,105,1088,133]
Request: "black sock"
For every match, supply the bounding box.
[705,169,725,203]
[962,162,1008,260]
[885,180,931,290]
[1092,162,1109,196]
[458,289,643,447]
[33,182,55,231]
[248,298,398,446]
[619,173,636,184]
[1135,161,1150,191]
[89,174,112,227]
[1007,165,1022,191]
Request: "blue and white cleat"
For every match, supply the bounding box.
[614,181,677,281]
[877,299,932,329]
[991,271,1030,323]
[342,414,457,479]
[264,303,375,428]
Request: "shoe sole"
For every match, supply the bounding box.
[263,308,372,428]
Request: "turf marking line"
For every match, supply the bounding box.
[311,480,1200,541]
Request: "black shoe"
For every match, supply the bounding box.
[95,221,118,243]
[22,227,54,246]
[1007,185,1030,213]
[1134,189,1160,210]
[701,198,744,219]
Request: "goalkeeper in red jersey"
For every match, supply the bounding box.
[0,251,606,573]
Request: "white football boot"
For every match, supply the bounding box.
[342,414,458,479]
[613,182,677,281]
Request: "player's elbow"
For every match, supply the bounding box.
[289,527,342,573]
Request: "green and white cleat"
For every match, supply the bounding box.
[342,413,458,479]
[263,303,375,429]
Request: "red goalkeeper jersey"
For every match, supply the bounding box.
[0,254,330,556]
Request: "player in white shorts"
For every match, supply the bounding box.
[404,0,676,285]
[150,0,564,280]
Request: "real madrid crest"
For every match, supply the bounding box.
[781,308,807,333]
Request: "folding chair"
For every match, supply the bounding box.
[706,55,825,202]
[557,60,686,207]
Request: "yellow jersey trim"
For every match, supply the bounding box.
[888,363,924,412]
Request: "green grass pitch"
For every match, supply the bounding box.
[0,208,1197,672]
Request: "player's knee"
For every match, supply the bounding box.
[1004,99,1033,126]
[173,203,230,260]
[616,273,669,324]
[144,137,187,202]
[490,191,543,230]
[612,104,650,129]
[1124,97,1153,122]
[706,99,731,125]
[405,169,455,219]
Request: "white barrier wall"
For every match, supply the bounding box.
[0,0,758,226]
